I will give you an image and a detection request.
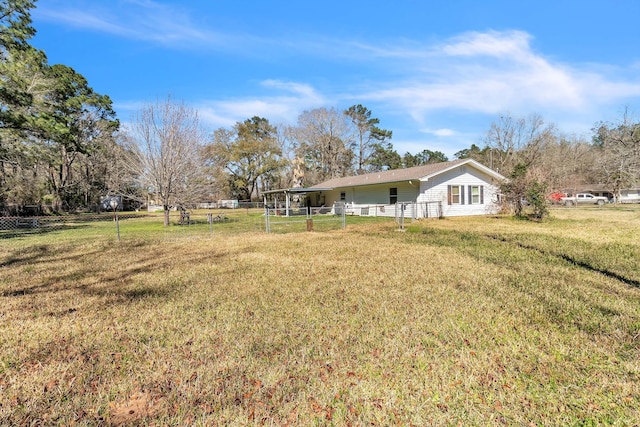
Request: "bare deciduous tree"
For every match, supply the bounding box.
[484,113,556,175]
[592,109,640,202]
[125,98,207,226]
[288,107,355,185]
[540,135,594,194]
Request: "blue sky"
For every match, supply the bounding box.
[32,0,640,158]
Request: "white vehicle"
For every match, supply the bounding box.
[560,193,608,206]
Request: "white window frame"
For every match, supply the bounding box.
[468,185,484,204]
[448,185,463,205]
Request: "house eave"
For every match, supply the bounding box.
[262,187,333,195]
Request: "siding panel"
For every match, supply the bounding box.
[418,165,500,217]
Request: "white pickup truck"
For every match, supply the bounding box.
[560,193,608,206]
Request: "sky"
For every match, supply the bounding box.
[31,0,640,158]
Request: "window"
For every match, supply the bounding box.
[390,187,398,204]
[340,192,346,201]
[447,185,464,205]
[468,185,484,204]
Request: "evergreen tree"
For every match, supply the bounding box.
[344,104,392,173]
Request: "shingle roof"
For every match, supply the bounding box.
[315,159,468,188]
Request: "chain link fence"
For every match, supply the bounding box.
[0,205,349,240]
[264,203,346,233]
[0,214,141,238]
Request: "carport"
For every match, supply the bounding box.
[262,187,332,216]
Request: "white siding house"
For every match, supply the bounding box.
[417,161,500,217]
[281,159,505,218]
[620,188,640,203]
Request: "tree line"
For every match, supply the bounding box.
[455,113,640,218]
[2,1,639,221]
[1,0,122,215]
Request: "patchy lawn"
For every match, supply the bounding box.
[1,207,639,425]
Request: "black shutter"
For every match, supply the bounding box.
[480,186,484,204]
[460,186,465,205]
[447,185,452,205]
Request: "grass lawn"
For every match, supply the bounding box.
[1,207,639,425]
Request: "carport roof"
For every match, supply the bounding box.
[262,187,333,195]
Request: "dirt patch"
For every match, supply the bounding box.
[109,391,164,426]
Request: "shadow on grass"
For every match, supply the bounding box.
[403,226,640,288]
[486,234,640,288]
[122,286,172,299]
[556,252,640,288]
[0,244,53,268]
[80,284,176,302]
[1,242,226,303]
[0,223,91,240]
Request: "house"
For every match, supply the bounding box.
[618,188,640,203]
[264,159,505,219]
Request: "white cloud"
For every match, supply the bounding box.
[441,30,533,59]
[35,0,225,48]
[260,80,326,105]
[194,80,328,130]
[422,128,456,137]
[188,29,640,150]
[358,30,640,131]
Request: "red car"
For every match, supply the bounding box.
[548,192,566,204]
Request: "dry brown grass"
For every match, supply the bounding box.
[1,207,640,425]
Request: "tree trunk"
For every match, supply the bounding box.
[163,205,170,227]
